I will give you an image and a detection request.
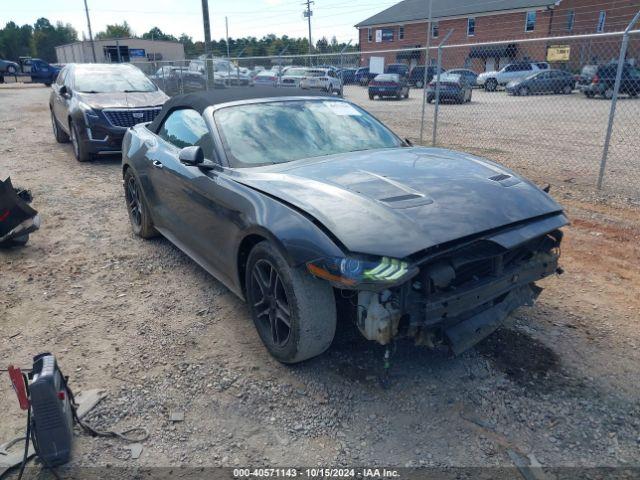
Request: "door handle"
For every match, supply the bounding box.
[152,160,163,169]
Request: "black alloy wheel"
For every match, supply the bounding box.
[126,175,142,230]
[250,259,291,348]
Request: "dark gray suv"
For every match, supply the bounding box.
[49,63,169,162]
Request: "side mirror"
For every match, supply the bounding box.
[59,85,70,97]
[178,146,204,166]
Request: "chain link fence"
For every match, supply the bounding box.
[131,28,640,200]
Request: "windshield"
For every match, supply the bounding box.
[74,67,157,93]
[375,74,399,82]
[214,100,402,167]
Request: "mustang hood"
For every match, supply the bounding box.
[234,148,565,258]
[76,90,169,110]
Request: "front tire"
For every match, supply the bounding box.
[245,242,336,364]
[519,86,529,96]
[485,78,498,92]
[124,169,157,239]
[69,120,91,162]
[7,65,16,74]
[51,110,69,143]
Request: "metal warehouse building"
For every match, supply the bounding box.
[55,38,185,64]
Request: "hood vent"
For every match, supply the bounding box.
[489,173,511,182]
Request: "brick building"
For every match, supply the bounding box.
[355,0,640,72]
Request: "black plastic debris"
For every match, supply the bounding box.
[0,177,40,248]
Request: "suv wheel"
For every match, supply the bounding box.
[563,85,572,94]
[415,80,423,88]
[603,88,614,100]
[518,86,529,96]
[485,78,498,92]
[51,110,69,143]
[7,65,17,74]
[69,120,92,162]
[245,242,336,363]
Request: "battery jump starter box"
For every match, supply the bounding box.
[28,353,74,466]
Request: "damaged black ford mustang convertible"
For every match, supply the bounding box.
[122,87,567,363]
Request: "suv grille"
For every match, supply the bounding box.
[103,108,161,128]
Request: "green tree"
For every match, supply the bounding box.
[95,21,133,40]
[0,22,33,60]
[31,17,77,62]
[142,27,176,42]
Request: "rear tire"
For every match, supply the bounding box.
[485,78,498,92]
[563,85,572,94]
[124,169,157,239]
[519,86,529,96]
[51,110,69,143]
[245,242,336,364]
[415,80,423,89]
[603,88,614,100]
[369,93,374,100]
[7,65,16,74]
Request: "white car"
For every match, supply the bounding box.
[253,70,279,87]
[299,68,342,93]
[279,67,309,87]
[477,62,549,91]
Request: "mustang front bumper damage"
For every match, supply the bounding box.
[354,229,563,355]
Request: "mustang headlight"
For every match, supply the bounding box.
[306,256,418,289]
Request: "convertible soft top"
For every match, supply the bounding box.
[148,87,331,134]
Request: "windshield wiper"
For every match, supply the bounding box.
[124,89,153,93]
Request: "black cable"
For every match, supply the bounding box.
[16,384,31,480]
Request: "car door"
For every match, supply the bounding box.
[52,67,70,130]
[148,108,236,285]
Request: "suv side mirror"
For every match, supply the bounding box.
[59,85,70,97]
[178,146,204,166]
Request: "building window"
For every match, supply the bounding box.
[367,28,372,42]
[597,10,606,32]
[431,21,439,38]
[467,17,475,36]
[381,28,394,42]
[399,25,405,40]
[525,11,536,32]
[566,10,575,31]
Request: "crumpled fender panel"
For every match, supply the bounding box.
[0,177,39,247]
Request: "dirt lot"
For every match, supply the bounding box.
[1,85,640,475]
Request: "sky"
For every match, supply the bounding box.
[1,0,400,45]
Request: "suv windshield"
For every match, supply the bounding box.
[214,100,402,167]
[74,67,157,93]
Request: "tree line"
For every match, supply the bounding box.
[0,18,357,63]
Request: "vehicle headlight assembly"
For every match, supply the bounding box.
[306,255,418,289]
[78,101,100,124]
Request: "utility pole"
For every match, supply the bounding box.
[225,16,231,79]
[83,0,97,62]
[303,0,314,64]
[201,0,215,89]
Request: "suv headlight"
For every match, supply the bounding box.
[78,101,100,124]
[306,256,418,289]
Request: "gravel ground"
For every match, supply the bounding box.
[1,85,639,476]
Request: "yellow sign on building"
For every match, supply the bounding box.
[547,45,571,62]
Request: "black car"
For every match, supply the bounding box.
[338,68,357,85]
[580,63,640,99]
[368,74,410,100]
[385,63,409,78]
[446,68,478,87]
[354,67,377,86]
[122,87,566,363]
[408,65,445,88]
[505,69,575,96]
[426,73,472,103]
[50,63,169,162]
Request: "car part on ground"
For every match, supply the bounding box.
[123,87,567,363]
[0,177,40,248]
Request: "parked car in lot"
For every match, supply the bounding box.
[253,70,279,87]
[150,66,206,95]
[338,68,357,84]
[355,67,377,86]
[574,64,598,89]
[280,67,308,87]
[49,63,169,162]
[122,87,566,363]
[506,69,575,96]
[580,63,640,99]
[408,65,445,88]
[0,58,19,74]
[368,73,409,100]
[446,68,478,87]
[478,61,548,91]
[426,73,472,103]
[385,63,409,78]
[300,68,341,93]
